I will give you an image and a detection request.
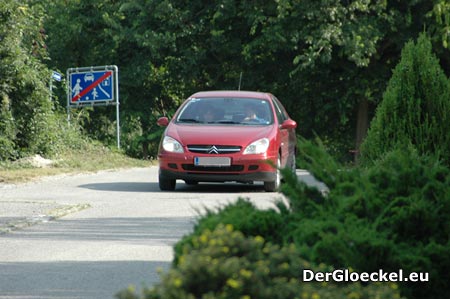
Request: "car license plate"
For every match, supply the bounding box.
[194,157,231,166]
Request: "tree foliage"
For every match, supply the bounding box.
[42,0,450,159]
[2,0,450,159]
[0,0,96,161]
[0,0,56,159]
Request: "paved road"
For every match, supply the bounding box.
[0,167,317,299]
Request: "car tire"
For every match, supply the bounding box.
[264,155,281,192]
[159,174,176,191]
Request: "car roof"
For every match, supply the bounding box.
[190,90,273,100]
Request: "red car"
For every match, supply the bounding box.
[156,90,297,191]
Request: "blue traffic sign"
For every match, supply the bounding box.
[69,70,114,103]
[52,71,62,82]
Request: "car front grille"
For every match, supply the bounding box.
[187,145,241,154]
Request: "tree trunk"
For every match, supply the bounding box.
[142,140,149,159]
[355,99,369,163]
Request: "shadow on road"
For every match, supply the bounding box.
[79,182,158,192]
[177,182,266,193]
[78,169,326,195]
[78,181,267,193]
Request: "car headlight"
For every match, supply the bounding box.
[162,136,184,153]
[243,138,270,155]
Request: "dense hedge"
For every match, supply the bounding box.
[166,138,449,299]
[281,139,450,299]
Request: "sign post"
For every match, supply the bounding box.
[67,65,120,149]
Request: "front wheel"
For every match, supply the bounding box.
[264,155,281,192]
[159,173,176,191]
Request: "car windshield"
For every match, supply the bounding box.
[176,97,273,125]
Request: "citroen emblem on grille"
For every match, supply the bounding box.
[208,145,219,154]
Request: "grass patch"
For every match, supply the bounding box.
[0,143,152,184]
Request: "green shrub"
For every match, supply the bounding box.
[281,139,450,299]
[173,198,287,264]
[117,225,402,299]
[360,34,450,166]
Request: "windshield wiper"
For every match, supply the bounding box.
[214,120,241,124]
[178,118,200,123]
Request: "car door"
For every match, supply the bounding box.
[272,96,295,168]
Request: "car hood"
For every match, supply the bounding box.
[166,124,275,146]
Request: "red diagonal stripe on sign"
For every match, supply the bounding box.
[71,71,112,102]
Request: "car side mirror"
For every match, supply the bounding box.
[157,117,169,127]
[280,119,297,129]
